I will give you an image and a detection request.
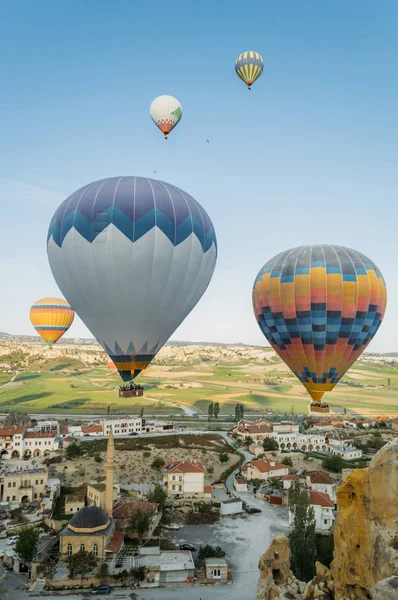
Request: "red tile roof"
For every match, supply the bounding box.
[246,425,272,434]
[113,500,158,519]
[306,470,334,485]
[64,436,74,442]
[163,461,205,474]
[235,476,246,484]
[241,464,248,472]
[204,486,212,494]
[328,433,351,441]
[106,530,124,553]
[310,491,334,508]
[0,426,25,436]
[281,474,304,481]
[60,426,69,435]
[249,459,287,474]
[81,425,103,434]
[24,431,57,439]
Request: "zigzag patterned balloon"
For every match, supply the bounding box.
[47,177,217,381]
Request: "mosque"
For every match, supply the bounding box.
[60,430,124,559]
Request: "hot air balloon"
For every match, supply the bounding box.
[150,95,182,139]
[29,297,74,346]
[252,245,387,412]
[47,177,217,382]
[235,51,264,90]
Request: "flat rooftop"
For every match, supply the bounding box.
[136,551,195,572]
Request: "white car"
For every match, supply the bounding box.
[163,523,180,530]
[7,536,19,545]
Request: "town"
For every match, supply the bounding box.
[0,410,395,598]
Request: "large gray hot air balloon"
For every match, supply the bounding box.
[47,177,217,381]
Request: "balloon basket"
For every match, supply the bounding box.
[310,403,329,414]
[119,386,144,399]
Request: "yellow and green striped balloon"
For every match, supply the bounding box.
[29,297,74,346]
[235,51,264,90]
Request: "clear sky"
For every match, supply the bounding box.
[1,0,397,351]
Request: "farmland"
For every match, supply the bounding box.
[0,338,397,418]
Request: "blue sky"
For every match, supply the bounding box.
[1,0,397,351]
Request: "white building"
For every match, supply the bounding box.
[220,497,243,515]
[273,421,300,433]
[306,470,336,503]
[0,426,25,459]
[234,476,248,492]
[81,425,103,436]
[270,431,327,452]
[289,490,335,532]
[23,431,60,458]
[36,420,59,433]
[99,416,142,437]
[343,419,370,430]
[244,459,288,482]
[280,474,306,490]
[327,434,362,460]
[162,461,205,497]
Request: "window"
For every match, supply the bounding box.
[40,480,43,484]
[212,568,221,578]
[35,480,39,485]
[179,476,182,481]
[93,544,98,557]
[324,519,328,525]
[80,544,85,552]
[179,486,182,491]
[7,483,11,488]
[6,497,9,502]
[12,496,16,501]
[67,544,72,556]
[172,485,175,490]
[34,494,37,499]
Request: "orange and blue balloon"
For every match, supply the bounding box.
[252,245,387,404]
[30,297,74,346]
[235,51,264,89]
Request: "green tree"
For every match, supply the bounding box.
[282,457,293,467]
[268,477,283,490]
[67,550,97,584]
[151,456,165,470]
[147,484,167,508]
[262,437,279,451]
[235,403,240,421]
[315,533,334,568]
[107,404,110,415]
[15,527,40,563]
[213,402,220,421]
[140,406,144,418]
[66,442,83,458]
[244,435,254,447]
[198,544,226,559]
[289,481,317,581]
[208,402,214,421]
[129,507,151,545]
[96,562,109,582]
[94,454,102,463]
[219,453,229,464]
[131,565,146,583]
[322,455,345,473]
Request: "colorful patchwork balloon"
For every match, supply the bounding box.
[150,95,182,139]
[252,245,387,405]
[30,297,74,346]
[235,51,264,89]
[47,176,217,381]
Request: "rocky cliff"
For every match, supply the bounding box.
[331,437,398,599]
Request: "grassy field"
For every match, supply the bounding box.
[0,352,397,417]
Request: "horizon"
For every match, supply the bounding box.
[1,1,397,352]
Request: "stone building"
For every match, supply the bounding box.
[0,468,47,504]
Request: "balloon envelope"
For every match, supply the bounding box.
[150,95,182,138]
[252,245,387,402]
[47,176,217,381]
[235,51,264,89]
[30,297,74,346]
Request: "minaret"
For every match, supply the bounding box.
[105,428,115,518]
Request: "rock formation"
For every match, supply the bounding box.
[331,437,398,599]
[257,536,302,599]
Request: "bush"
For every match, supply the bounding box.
[316,533,334,567]
[198,544,226,559]
[322,455,345,473]
[282,457,293,467]
[66,443,83,459]
[151,456,165,470]
[219,453,229,464]
[94,454,102,463]
[263,437,279,451]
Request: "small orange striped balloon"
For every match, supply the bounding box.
[29,297,74,346]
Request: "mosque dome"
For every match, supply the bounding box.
[68,505,110,533]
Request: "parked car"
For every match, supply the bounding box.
[129,432,138,436]
[7,536,19,545]
[3,562,13,571]
[247,507,262,514]
[180,543,197,552]
[163,523,180,530]
[92,585,111,595]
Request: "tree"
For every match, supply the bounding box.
[129,507,151,545]
[213,402,220,421]
[282,457,293,467]
[244,435,254,447]
[219,453,229,464]
[262,437,279,451]
[140,406,144,418]
[198,545,226,559]
[234,403,240,422]
[131,565,146,583]
[15,527,40,563]
[3,411,30,427]
[96,562,109,582]
[147,484,167,508]
[268,477,283,490]
[67,550,97,584]
[208,402,214,421]
[322,455,345,473]
[66,442,83,458]
[289,481,317,581]
[107,404,111,415]
[151,456,165,470]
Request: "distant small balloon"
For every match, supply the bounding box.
[235,51,264,90]
[150,95,182,139]
[30,297,74,346]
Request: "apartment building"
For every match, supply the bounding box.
[163,461,205,497]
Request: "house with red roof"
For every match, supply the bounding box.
[306,470,336,503]
[113,499,161,539]
[162,461,205,497]
[232,420,272,442]
[0,425,25,460]
[23,429,60,458]
[245,459,288,482]
[280,473,306,491]
[289,490,335,532]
